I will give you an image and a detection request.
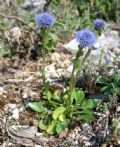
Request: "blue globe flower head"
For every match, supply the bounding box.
[35,12,55,28]
[76,29,96,48]
[93,19,106,31]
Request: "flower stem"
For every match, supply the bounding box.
[68,65,76,109]
[76,48,92,80]
[68,48,92,110]
[42,48,46,85]
[41,29,48,86]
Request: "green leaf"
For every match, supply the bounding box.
[46,42,55,52]
[80,108,93,115]
[78,114,93,122]
[59,113,65,122]
[39,120,47,130]
[100,86,109,92]
[56,122,68,134]
[46,123,56,134]
[49,32,59,43]
[43,91,52,101]
[75,90,84,104]
[52,91,61,102]
[76,108,94,122]
[52,106,66,120]
[38,111,47,119]
[63,93,69,101]
[55,21,65,29]
[49,100,58,108]
[96,76,110,85]
[81,99,94,109]
[27,102,47,113]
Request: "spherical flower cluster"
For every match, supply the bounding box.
[76,29,96,48]
[35,12,55,28]
[93,19,106,31]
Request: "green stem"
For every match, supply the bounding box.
[42,48,46,85]
[68,48,92,111]
[76,48,92,81]
[41,29,49,86]
[68,64,76,109]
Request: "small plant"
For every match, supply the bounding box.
[68,29,96,110]
[28,89,98,134]
[35,12,56,85]
[96,70,120,96]
[28,17,99,134]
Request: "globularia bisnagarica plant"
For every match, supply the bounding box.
[28,13,100,135]
[35,12,56,85]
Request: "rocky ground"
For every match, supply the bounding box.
[0,24,120,147]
